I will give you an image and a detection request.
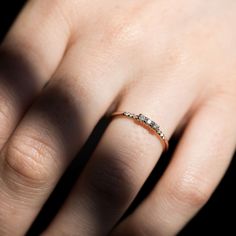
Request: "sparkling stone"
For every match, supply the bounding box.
[150,121,155,127]
[152,123,159,130]
[138,114,146,122]
[126,112,134,118]
[146,119,152,125]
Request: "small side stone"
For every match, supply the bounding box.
[157,129,162,135]
[146,119,152,125]
[152,123,160,130]
[138,114,146,122]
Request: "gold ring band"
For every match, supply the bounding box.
[111,111,169,152]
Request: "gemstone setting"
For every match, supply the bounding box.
[138,114,146,121]
[135,113,165,140]
[111,111,168,151]
[124,112,136,118]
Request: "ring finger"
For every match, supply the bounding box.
[44,73,200,236]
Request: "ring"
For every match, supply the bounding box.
[111,111,169,152]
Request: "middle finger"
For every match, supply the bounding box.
[0,40,125,235]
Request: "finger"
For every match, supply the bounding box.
[44,75,199,236]
[0,0,72,148]
[111,94,236,236]
[0,35,128,235]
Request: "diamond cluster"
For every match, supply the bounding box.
[138,113,165,140]
[123,112,137,119]
[123,112,165,140]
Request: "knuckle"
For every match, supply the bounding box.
[106,18,142,45]
[100,5,148,49]
[43,0,74,36]
[168,172,211,207]
[4,133,57,186]
[86,155,137,208]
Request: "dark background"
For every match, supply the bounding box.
[0,1,235,235]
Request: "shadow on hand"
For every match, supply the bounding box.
[26,111,111,235]
[0,2,235,236]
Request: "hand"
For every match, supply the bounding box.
[0,0,235,235]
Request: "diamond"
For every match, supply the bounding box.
[138,114,146,122]
[112,111,168,151]
[150,121,155,127]
[157,130,162,135]
[152,123,159,130]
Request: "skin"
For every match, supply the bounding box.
[0,0,235,235]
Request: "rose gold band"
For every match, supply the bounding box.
[111,111,169,152]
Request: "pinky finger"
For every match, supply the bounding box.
[111,95,236,236]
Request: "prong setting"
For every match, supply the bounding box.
[137,113,165,140]
[112,111,168,151]
[123,112,136,118]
